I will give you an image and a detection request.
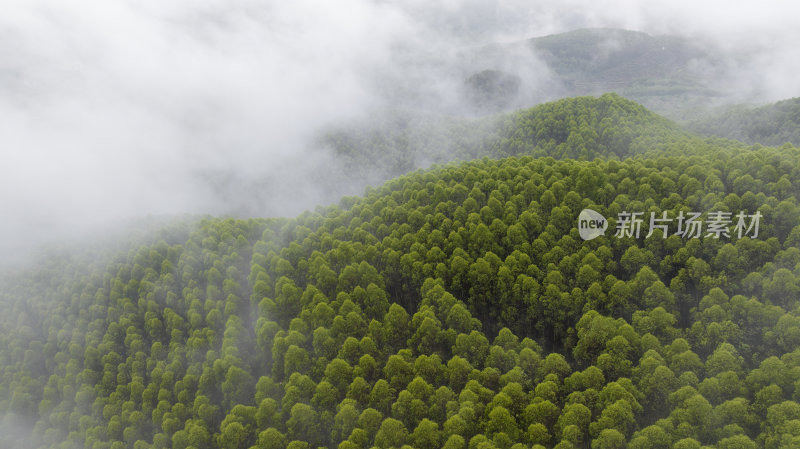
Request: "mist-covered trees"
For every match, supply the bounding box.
[1,96,800,449]
[323,94,697,186]
[687,97,800,147]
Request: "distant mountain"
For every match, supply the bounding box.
[686,97,800,146]
[469,28,727,116]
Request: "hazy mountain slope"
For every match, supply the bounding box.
[469,28,726,116]
[323,93,710,185]
[686,97,800,146]
[2,96,800,448]
[531,29,708,88]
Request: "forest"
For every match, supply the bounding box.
[2,94,800,449]
[686,98,800,147]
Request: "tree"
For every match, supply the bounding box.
[254,428,286,449]
[369,379,395,416]
[411,418,441,449]
[217,421,249,449]
[384,304,411,351]
[527,422,551,447]
[447,356,474,392]
[346,376,371,407]
[312,381,339,412]
[539,353,572,381]
[442,434,466,449]
[486,406,519,441]
[221,365,254,408]
[358,408,384,440]
[591,429,626,449]
[524,400,560,430]
[589,399,635,438]
[325,358,354,394]
[286,441,310,449]
[284,345,311,377]
[287,403,320,446]
[447,303,481,334]
[556,403,591,442]
[409,311,445,355]
[374,418,409,448]
[331,402,359,444]
[628,425,670,449]
[454,331,491,368]
[672,438,701,449]
[256,398,279,429]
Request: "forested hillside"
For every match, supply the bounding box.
[687,98,800,147]
[2,97,800,449]
[323,94,694,185]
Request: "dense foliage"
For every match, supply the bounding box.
[2,96,800,449]
[687,98,800,147]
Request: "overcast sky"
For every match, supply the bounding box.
[1,0,799,264]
